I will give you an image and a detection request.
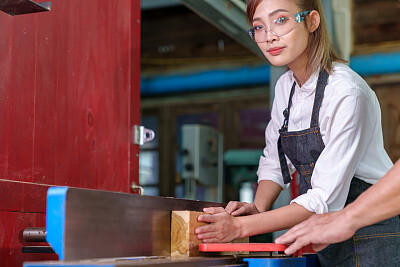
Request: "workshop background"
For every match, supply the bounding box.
[0,0,399,266]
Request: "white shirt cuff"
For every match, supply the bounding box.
[290,188,329,214]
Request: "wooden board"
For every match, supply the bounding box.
[171,210,249,258]
[171,211,207,258]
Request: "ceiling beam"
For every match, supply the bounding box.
[180,0,264,58]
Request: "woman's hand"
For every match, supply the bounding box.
[225,201,260,216]
[195,209,242,243]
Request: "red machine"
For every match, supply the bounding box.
[0,0,141,266]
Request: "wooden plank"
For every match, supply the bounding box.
[353,41,400,55]
[353,23,400,45]
[33,8,58,185]
[353,1,400,45]
[374,84,400,162]
[73,0,99,189]
[0,180,49,213]
[171,210,207,258]
[171,210,249,258]
[94,0,133,191]
[0,11,11,178]
[52,0,79,187]
[354,1,400,25]
[8,12,36,182]
[130,0,141,188]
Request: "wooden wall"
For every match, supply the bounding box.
[353,0,400,54]
[371,79,400,162]
[0,0,140,265]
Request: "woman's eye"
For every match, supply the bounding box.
[254,25,264,31]
[275,16,289,24]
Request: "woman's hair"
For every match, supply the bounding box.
[247,0,346,73]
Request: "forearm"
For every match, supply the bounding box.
[343,159,400,231]
[236,203,314,238]
[254,180,282,212]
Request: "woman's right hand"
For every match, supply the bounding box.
[225,201,260,216]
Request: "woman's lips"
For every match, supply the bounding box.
[268,47,284,56]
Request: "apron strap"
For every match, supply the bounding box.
[278,136,292,184]
[310,68,329,128]
[278,81,296,184]
[281,81,296,130]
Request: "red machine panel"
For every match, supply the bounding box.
[0,0,141,265]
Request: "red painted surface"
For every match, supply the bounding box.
[0,211,58,266]
[199,243,304,256]
[290,172,300,199]
[199,243,289,252]
[130,0,141,189]
[0,0,140,266]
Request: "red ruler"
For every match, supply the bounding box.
[199,243,303,256]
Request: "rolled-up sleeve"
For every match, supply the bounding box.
[291,88,374,213]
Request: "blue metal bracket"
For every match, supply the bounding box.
[243,257,307,267]
[45,186,68,260]
[0,0,52,16]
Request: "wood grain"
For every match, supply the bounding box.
[171,210,207,258]
[171,210,249,257]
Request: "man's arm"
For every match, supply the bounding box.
[276,159,400,254]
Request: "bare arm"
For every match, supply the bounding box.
[253,180,283,212]
[276,159,400,254]
[344,159,400,229]
[196,202,314,243]
[224,180,283,216]
[238,203,314,237]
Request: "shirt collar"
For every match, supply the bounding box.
[288,67,321,96]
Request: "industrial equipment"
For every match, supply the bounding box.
[180,124,223,202]
[22,187,317,267]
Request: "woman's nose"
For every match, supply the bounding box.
[265,29,278,43]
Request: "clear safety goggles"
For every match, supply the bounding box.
[249,10,312,42]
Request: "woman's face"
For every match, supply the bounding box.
[252,0,310,69]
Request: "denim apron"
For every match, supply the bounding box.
[278,69,400,266]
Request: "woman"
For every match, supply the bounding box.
[195,0,400,265]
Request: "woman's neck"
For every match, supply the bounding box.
[288,51,312,87]
[292,69,312,88]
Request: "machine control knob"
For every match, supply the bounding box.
[185,163,194,171]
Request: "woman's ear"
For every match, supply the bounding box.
[307,10,320,33]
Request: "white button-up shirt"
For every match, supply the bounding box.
[257,62,393,214]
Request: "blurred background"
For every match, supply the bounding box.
[139,0,400,205]
[0,0,399,264]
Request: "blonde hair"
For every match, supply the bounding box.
[247,0,346,73]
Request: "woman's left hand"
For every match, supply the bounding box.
[195,208,242,243]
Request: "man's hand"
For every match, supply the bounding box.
[275,211,356,255]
